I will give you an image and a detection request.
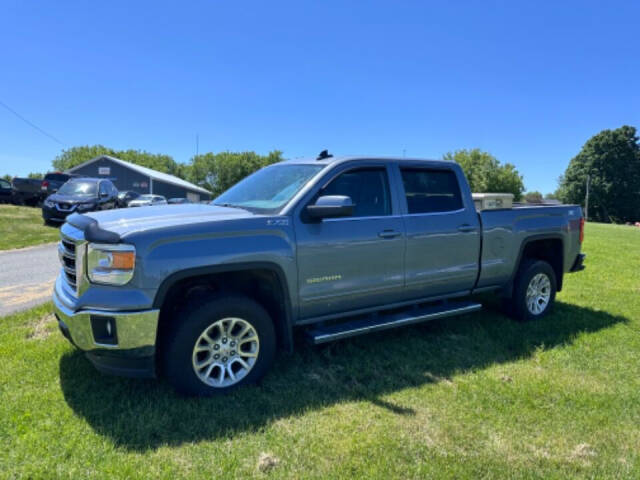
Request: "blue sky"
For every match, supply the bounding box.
[1,1,638,193]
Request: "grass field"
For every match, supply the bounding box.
[0,223,638,478]
[0,204,59,250]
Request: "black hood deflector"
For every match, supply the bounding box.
[67,214,121,244]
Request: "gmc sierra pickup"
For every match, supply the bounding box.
[53,154,585,396]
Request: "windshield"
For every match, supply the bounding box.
[213,164,324,213]
[138,195,153,200]
[57,181,97,196]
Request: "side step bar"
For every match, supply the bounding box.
[305,301,482,344]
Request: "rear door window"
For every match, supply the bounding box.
[400,168,463,214]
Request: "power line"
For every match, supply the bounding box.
[0,99,65,146]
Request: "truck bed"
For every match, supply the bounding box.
[476,204,583,289]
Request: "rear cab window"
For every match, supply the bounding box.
[400,168,463,214]
[45,173,70,182]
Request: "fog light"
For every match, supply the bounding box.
[90,315,118,345]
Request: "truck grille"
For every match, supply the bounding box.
[59,227,85,295]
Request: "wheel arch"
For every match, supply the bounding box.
[505,234,564,297]
[153,262,295,357]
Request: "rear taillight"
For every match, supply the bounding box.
[579,217,585,244]
[41,180,49,191]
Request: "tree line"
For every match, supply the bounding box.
[4,125,638,223]
[38,145,526,200]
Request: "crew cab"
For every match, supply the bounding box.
[52,154,585,396]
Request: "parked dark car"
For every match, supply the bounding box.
[116,190,141,208]
[42,178,118,224]
[11,177,44,206]
[41,172,79,197]
[127,194,167,207]
[0,178,14,203]
[167,197,191,204]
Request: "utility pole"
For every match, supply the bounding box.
[585,174,590,221]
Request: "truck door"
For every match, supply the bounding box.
[398,165,480,298]
[294,164,406,319]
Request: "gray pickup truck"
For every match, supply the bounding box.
[53,154,585,395]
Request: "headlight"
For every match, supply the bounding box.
[87,243,136,285]
[77,202,95,211]
[44,199,55,207]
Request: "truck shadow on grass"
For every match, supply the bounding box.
[59,300,626,451]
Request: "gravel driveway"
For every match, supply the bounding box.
[0,243,59,316]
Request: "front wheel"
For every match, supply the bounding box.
[509,260,557,322]
[163,295,276,396]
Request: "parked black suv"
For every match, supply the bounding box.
[42,178,118,224]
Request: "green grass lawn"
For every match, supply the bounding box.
[1,223,639,478]
[0,204,59,250]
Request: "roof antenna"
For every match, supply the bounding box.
[316,149,333,160]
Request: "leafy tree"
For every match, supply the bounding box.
[557,126,640,223]
[523,191,544,203]
[544,192,558,200]
[188,150,284,196]
[443,149,524,201]
[2,174,12,181]
[27,172,44,179]
[52,145,115,171]
[51,145,286,197]
[52,145,182,176]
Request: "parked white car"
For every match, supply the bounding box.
[128,194,168,207]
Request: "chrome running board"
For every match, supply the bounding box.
[305,301,482,344]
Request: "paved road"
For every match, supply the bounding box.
[0,243,59,316]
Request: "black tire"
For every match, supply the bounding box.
[508,259,557,322]
[163,295,276,396]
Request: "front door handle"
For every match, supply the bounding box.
[457,224,477,233]
[378,230,401,239]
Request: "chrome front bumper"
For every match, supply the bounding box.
[53,289,160,353]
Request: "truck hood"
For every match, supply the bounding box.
[80,203,258,237]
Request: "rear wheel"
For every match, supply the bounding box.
[508,259,557,321]
[163,295,276,396]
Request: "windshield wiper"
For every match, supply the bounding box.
[214,202,248,210]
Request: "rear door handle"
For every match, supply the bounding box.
[378,230,401,239]
[457,224,477,233]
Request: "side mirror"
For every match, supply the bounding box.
[306,195,354,219]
